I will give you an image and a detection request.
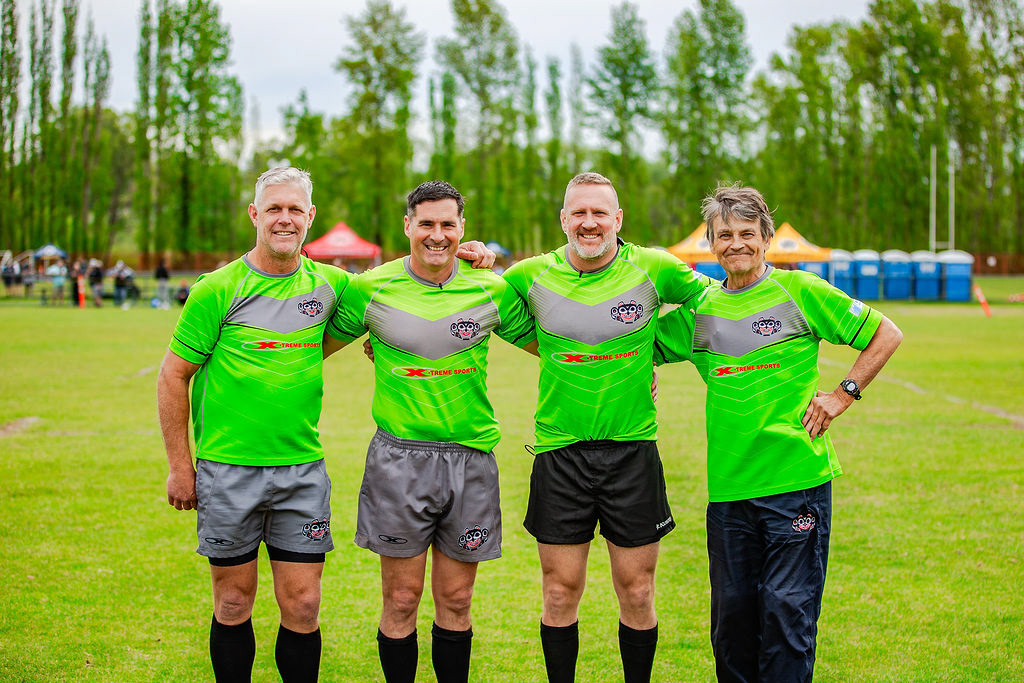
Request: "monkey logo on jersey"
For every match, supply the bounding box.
[450,317,481,341]
[298,298,324,318]
[302,517,330,541]
[458,525,489,551]
[752,316,782,336]
[792,513,816,533]
[610,300,644,324]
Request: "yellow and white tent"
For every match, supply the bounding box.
[667,222,831,265]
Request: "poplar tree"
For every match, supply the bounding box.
[336,0,424,250]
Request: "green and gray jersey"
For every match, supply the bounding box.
[168,255,350,466]
[654,266,882,502]
[503,241,713,453]
[326,257,535,452]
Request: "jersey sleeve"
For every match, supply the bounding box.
[495,278,536,347]
[326,274,369,342]
[647,248,716,306]
[501,260,531,302]
[168,275,223,364]
[653,304,697,365]
[793,273,882,350]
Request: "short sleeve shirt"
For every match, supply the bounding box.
[326,257,534,453]
[503,241,713,452]
[168,255,350,466]
[654,266,882,501]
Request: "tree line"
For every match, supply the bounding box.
[1,0,1022,265]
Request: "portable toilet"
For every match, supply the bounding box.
[830,249,854,296]
[797,261,830,280]
[910,250,940,300]
[938,250,974,302]
[694,261,726,282]
[852,249,881,300]
[881,250,912,300]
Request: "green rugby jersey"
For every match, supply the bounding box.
[654,266,882,502]
[326,257,534,452]
[503,241,712,453]
[168,255,350,466]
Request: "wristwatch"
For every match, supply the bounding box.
[840,378,862,400]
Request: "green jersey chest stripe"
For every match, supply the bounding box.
[694,299,810,357]
[364,298,499,361]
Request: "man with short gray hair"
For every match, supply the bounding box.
[655,183,902,682]
[503,171,715,683]
[157,168,497,682]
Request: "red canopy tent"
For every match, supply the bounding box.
[304,222,381,264]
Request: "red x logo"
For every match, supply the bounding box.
[401,368,428,377]
[713,366,737,376]
[559,354,587,363]
[254,341,281,349]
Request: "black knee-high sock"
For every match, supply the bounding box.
[540,621,579,683]
[210,615,256,683]
[275,624,321,682]
[618,621,658,683]
[377,628,418,683]
[431,622,473,683]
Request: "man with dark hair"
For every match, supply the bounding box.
[655,184,902,682]
[502,172,715,683]
[325,180,535,683]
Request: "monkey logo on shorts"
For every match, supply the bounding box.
[450,317,481,341]
[302,517,330,541]
[610,300,643,324]
[458,525,489,551]
[792,513,816,533]
[298,298,324,318]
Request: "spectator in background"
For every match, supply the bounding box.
[46,259,68,306]
[88,261,104,307]
[22,265,35,299]
[155,259,171,309]
[174,279,190,306]
[113,261,129,307]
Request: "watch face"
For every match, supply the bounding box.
[843,379,859,395]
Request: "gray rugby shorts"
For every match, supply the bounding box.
[355,428,501,562]
[195,458,333,560]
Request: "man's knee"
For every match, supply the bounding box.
[384,582,424,620]
[278,584,322,628]
[616,577,655,612]
[543,575,585,613]
[215,587,257,624]
[434,581,474,618]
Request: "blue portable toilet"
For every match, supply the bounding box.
[910,250,940,300]
[797,261,829,280]
[852,249,881,300]
[830,249,854,296]
[881,250,912,300]
[938,250,974,302]
[694,261,726,281]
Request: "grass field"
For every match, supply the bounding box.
[1,278,1022,681]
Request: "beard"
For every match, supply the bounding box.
[566,231,616,262]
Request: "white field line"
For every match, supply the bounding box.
[818,357,1024,428]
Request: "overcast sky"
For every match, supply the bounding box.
[35,0,871,141]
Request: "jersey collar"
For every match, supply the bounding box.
[722,264,773,293]
[242,253,301,278]
[403,255,460,289]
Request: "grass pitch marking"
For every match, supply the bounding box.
[0,416,39,437]
[820,357,1024,428]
